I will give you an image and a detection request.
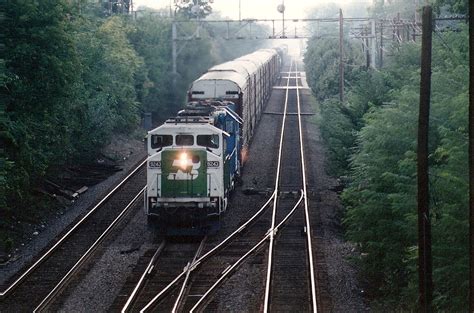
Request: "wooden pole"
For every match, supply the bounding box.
[365,27,370,68]
[469,0,474,310]
[379,22,384,68]
[371,19,376,69]
[172,20,177,87]
[339,9,344,103]
[417,6,433,313]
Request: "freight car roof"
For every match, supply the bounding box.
[208,61,252,78]
[239,50,275,66]
[193,71,247,90]
[227,59,258,78]
[258,49,279,58]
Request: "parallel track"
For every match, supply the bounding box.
[0,160,147,312]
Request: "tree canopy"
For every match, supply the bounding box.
[304,2,468,310]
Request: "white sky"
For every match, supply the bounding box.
[134,0,370,20]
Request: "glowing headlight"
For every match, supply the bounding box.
[179,152,188,169]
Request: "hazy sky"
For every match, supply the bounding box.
[134,0,370,20]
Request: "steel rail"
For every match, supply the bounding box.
[189,192,304,313]
[121,240,167,313]
[263,59,294,313]
[171,237,207,313]
[295,61,318,312]
[34,187,147,312]
[140,193,276,312]
[0,159,147,298]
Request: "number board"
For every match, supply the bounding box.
[149,161,161,168]
[207,161,220,168]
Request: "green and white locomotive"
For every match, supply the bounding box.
[146,102,241,234]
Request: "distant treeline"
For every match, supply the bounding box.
[304,0,468,310]
[0,0,268,248]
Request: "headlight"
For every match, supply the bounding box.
[179,152,188,169]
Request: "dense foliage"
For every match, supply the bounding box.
[1,0,267,252]
[304,0,468,310]
[304,38,365,175]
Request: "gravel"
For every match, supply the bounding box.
[58,201,155,312]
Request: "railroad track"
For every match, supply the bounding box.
[112,59,324,313]
[115,238,207,312]
[114,194,276,312]
[264,60,318,312]
[0,160,147,312]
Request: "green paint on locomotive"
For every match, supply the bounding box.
[161,150,208,197]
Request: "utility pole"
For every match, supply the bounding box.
[239,0,241,21]
[417,6,433,313]
[469,0,474,310]
[397,12,401,42]
[365,27,370,68]
[172,19,177,87]
[339,9,344,103]
[282,0,285,38]
[370,19,376,69]
[379,22,384,68]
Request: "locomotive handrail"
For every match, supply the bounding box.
[223,107,243,124]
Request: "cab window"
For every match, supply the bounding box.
[176,135,194,146]
[197,134,219,149]
[151,135,172,149]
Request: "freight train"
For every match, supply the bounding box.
[145,46,287,235]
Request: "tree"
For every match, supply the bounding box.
[304,3,469,308]
[433,0,468,14]
[342,27,469,311]
[175,0,213,19]
[4,0,82,200]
